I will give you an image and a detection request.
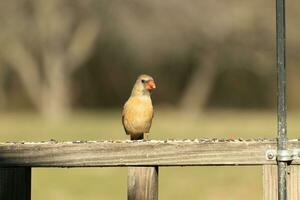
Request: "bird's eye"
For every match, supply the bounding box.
[141,79,146,84]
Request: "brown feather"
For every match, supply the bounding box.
[122,96,153,135]
[122,74,155,138]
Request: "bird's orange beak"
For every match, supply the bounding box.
[145,80,156,91]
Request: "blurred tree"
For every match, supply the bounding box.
[0,0,99,120]
[179,49,218,113]
[102,0,275,112]
[0,0,299,112]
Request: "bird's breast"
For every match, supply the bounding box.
[123,96,153,134]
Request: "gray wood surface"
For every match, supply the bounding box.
[0,139,300,167]
[128,166,158,200]
[128,134,158,200]
[263,165,278,200]
[0,167,31,200]
[288,165,300,200]
[263,165,300,200]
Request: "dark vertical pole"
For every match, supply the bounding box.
[276,0,287,199]
[0,168,31,200]
[128,134,158,200]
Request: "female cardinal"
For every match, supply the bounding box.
[122,74,156,140]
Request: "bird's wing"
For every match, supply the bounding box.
[145,107,154,133]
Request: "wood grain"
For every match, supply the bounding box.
[263,164,300,200]
[0,139,299,167]
[128,166,158,200]
[128,134,158,200]
[263,165,278,200]
[288,165,300,200]
[0,167,31,200]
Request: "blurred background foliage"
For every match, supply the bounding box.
[0,0,299,120]
[0,0,300,200]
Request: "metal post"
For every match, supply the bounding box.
[276,0,287,199]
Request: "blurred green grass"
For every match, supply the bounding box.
[1,109,300,200]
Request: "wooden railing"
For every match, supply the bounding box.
[0,139,299,199]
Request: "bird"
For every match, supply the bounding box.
[122,74,156,140]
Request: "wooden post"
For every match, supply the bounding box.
[128,134,158,200]
[287,165,300,200]
[0,168,31,200]
[128,167,158,200]
[263,165,300,200]
[263,165,278,200]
